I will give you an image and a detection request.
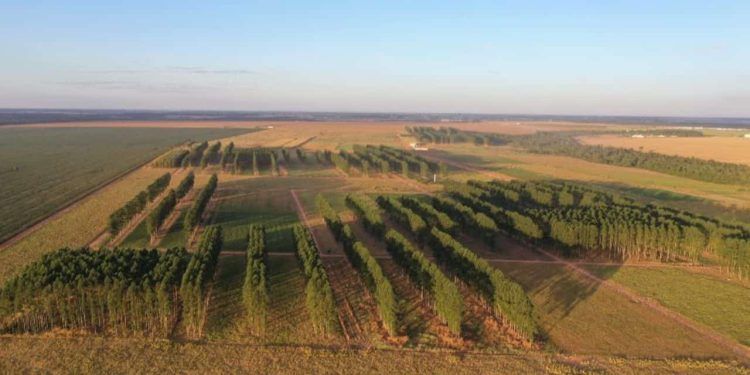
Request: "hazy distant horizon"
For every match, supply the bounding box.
[2,1,748,117]
[2,108,750,128]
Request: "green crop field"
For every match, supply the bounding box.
[0,127,254,242]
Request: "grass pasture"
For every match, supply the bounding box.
[584,265,750,346]
[0,126,252,243]
[494,261,730,358]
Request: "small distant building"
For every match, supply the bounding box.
[410,142,429,151]
[744,133,750,138]
[631,134,645,138]
[266,125,274,129]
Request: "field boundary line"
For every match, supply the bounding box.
[289,189,322,251]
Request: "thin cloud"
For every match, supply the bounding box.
[89,66,257,75]
[54,80,203,93]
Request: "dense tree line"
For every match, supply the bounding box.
[407,126,508,146]
[345,194,385,237]
[174,172,195,200]
[427,228,538,339]
[353,145,390,174]
[153,149,189,168]
[295,148,307,163]
[431,196,499,246]
[200,142,222,168]
[109,191,149,236]
[180,226,223,338]
[184,174,218,231]
[466,179,750,277]
[228,148,280,175]
[243,225,268,333]
[186,141,209,167]
[514,132,750,185]
[444,183,543,240]
[316,195,397,335]
[147,173,172,202]
[384,230,463,334]
[219,142,234,168]
[146,189,177,237]
[0,247,188,336]
[400,196,457,234]
[377,196,428,242]
[292,224,338,335]
[108,173,171,236]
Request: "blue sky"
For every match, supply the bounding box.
[1,1,748,116]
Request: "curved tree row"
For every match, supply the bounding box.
[427,228,538,339]
[0,247,188,336]
[243,224,268,333]
[345,194,385,237]
[384,230,463,334]
[180,225,223,338]
[292,224,338,335]
[184,174,218,231]
[316,195,397,335]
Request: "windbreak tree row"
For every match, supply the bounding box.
[400,196,457,234]
[292,224,339,335]
[427,228,538,340]
[406,126,508,146]
[179,225,223,338]
[514,132,750,185]
[316,195,397,335]
[377,196,428,242]
[345,194,385,237]
[184,174,218,231]
[383,230,463,334]
[227,148,280,176]
[199,142,222,168]
[242,224,268,333]
[464,179,750,278]
[0,247,189,336]
[431,195,499,246]
[108,172,171,236]
[153,149,189,168]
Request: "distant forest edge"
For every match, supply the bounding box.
[1,109,750,128]
[408,126,750,185]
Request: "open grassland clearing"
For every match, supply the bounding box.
[578,134,750,165]
[0,167,166,285]
[494,260,729,358]
[583,265,750,347]
[429,143,750,209]
[0,126,252,243]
